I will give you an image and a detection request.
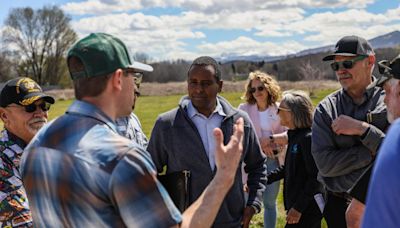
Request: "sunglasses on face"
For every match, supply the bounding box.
[330,55,367,71]
[249,86,265,93]
[277,106,291,114]
[8,102,51,113]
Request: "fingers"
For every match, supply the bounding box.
[213,128,224,150]
[265,149,275,158]
[232,117,244,142]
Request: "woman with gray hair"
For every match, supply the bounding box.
[267,90,324,228]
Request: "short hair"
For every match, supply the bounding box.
[68,56,111,100]
[281,90,313,128]
[243,71,281,106]
[188,56,221,81]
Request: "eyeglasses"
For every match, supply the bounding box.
[277,106,291,114]
[330,55,367,71]
[249,86,265,93]
[8,102,51,113]
[123,69,143,88]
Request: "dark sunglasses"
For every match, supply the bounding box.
[249,86,265,93]
[277,106,291,114]
[23,102,51,113]
[330,55,367,71]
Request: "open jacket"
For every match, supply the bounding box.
[147,95,267,227]
[268,128,324,212]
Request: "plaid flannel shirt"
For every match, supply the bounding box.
[20,100,181,227]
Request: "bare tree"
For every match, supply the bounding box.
[133,52,151,64]
[2,6,77,85]
[298,59,323,96]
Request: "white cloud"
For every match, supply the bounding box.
[62,0,143,15]
[63,0,400,60]
[62,0,375,15]
[386,5,400,20]
[196,36,306,57]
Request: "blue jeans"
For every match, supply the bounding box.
[264,158,280,228]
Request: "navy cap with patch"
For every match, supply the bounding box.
[0,77,55,107]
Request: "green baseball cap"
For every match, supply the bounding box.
[67,33,153,80]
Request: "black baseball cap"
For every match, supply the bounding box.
[323,35,374,61]
[376,55,400,87]
[0,77,55,107]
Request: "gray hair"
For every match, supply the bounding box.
[281,90,313,128]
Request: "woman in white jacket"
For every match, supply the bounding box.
[239,71,287,228]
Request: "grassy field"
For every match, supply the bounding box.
[5,89,334,227]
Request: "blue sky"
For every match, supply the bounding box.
[1,0,399,61]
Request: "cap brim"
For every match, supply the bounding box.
[127,61,153,72]
[22,93,55,105]
[322,53,358,61]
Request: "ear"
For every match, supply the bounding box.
[0,108,9,123]
[368,55,376,67]
[217,80,223,93]
[111,69,124,92]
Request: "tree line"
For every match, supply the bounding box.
[1,6,399,87]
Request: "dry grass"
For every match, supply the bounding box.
[45,80,340,100]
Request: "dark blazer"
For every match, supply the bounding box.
[147,95,267,227]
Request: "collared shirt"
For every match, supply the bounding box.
[0,130,32,227]
[20,100,181,227]
[187,99,226,170]
[116,112,148,149]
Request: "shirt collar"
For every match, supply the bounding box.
[66,100,118,133]
[187,98,226,119]
[4,129,26,149]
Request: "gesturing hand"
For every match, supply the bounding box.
[213,117,244,186]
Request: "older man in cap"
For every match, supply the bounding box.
[20,33,245,228]
[311,35,389,228]
[0,77,54,227]
[362,55,400,227]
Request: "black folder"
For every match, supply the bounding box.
[158,170,191,212]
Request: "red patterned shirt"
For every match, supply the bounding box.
[0,130,32,227]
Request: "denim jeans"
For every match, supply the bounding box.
[263,158,280,228]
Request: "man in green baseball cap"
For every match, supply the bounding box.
[20,32,245,227]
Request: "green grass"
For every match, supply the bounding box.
[3,89,334,227]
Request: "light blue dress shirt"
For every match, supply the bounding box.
[187,99,226,170]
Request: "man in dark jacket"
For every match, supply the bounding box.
[148,56,267,228]
[312,35,388,228]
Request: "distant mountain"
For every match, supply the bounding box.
[217,31,400,63]
[369,31,400,49]
[216,53,283,63]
